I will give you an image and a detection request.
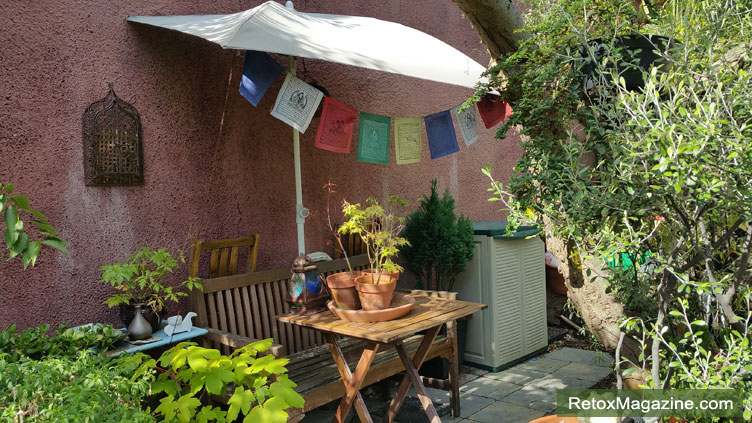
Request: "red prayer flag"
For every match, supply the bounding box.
[477,94,512,129]
[314,98,357,154]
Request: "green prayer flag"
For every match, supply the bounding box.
[356,112,391,165]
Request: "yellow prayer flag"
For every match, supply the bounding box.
[394,117,422,164]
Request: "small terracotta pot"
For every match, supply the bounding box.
[326,271,362,310]
[545,262,568,296]
[355,274,397,311]
[362,268,400,282]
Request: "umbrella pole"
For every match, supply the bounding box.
[290,56,306,255]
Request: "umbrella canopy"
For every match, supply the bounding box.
[127,1,485,255]
[127,1,485,89]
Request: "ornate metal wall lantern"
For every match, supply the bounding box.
[83,84,143,186]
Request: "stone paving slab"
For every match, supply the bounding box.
[544,347,614,368]
[513,356,570,373]
[551,361,613,382]
[483,366,550,385]
[459,377,524,400]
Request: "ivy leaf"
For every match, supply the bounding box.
[227,386,255,421]
[205,366,235,395]
[196,406,220,423]
[151,377,178,397]
[176,395,201,423]
[245,398,289,423]
[270,378,304,408]
[155,396,178,422]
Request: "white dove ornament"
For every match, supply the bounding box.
[164,312,196,336]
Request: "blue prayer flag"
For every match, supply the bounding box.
[239,50,284,106]
[424,110,459,159]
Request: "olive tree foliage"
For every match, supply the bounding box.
[473,0,751,414]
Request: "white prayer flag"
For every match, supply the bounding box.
[453,104,479,146]
[270,73,324,133]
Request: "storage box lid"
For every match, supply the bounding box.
[473,221,541,239]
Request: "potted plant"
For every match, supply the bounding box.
[340,195,409,310]
[401,180,474,292]
[401,180,474,377]
[322,182,362,310]
[98,246,202,331]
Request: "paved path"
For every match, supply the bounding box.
[302,347,614,423]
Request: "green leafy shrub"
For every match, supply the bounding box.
[477,0,751,418]
[0,351,155,422]
[1,182,67,269]
[98,247,202,313]
[0,323,124,362]
[144,339,304,423]
[401,180,474,291]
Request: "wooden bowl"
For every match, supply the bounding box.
[327,292,415,323]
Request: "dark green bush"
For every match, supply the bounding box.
[401,180,474,291]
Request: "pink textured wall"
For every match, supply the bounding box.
[0,0,521,329]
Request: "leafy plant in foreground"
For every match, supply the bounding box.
[1,182,67,268]
[0,351,155,422]
[145,339,304,423]
[476,0,751,418]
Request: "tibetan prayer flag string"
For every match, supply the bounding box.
[394,117,422,164]
[270,73,324,133]
[356,112,391,164]
[239,50,284,107]
[425,110,459,159]
[453,104,479,146]
[314,98,357,154]
[477,93,512,129]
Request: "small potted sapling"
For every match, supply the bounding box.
[323,182,362,310]
[339,196,409,310]
[99,246,202,331]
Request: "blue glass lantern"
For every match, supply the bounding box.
[286,255,329,314]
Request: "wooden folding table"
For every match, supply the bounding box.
[278,293,486,423]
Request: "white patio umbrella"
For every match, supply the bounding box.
[128,0,486,254]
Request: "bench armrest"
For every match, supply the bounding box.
[204,328,286,357]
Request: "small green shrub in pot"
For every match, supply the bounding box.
[99,247,202,320]
[340,196,409,310]
[401,180,474,292]
[339,195,410,284]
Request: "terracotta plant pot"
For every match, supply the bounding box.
[326,271,362,310]
[355,274,397,311]
[362,268,400,282]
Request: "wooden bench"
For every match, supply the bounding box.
[187,247,461,420]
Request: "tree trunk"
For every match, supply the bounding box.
[451,0,528,60]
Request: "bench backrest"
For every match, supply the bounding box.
[188,236,260,279]
[190,254,370,355]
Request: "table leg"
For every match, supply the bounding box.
[383,325,442,423]
[323,333,374,423]
[335,341,379,423]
